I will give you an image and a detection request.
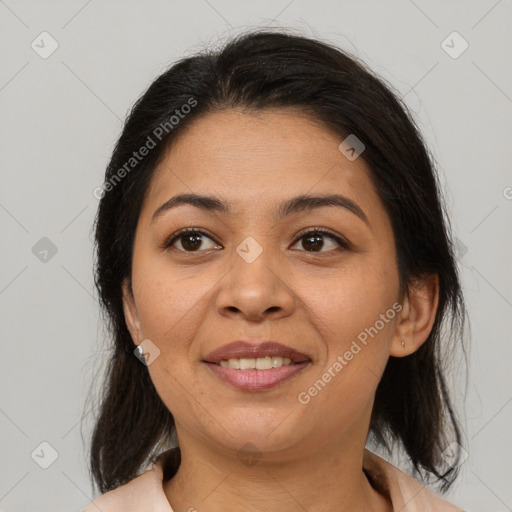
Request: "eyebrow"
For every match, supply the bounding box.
[151,193,369,226]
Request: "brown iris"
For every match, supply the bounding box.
[302,233,324,252]
[181,232,203,251]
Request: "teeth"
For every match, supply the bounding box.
[219,356,293,370]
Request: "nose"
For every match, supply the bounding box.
[215,246,295,323]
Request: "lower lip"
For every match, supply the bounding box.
[204,362,310,391]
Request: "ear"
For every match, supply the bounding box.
[122,277,142,346]
[390,274,439,357]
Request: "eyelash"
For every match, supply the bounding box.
[160,227,350,254]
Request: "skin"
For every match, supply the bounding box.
[122,108,439,512]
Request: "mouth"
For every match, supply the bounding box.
[211,355,301,370]
[202,341,312,391]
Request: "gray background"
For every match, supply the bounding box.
[1,1,511,511]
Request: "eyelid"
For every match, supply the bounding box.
[292,226,351,249]
[159,227,219,251]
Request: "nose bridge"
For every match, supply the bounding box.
[215,233,294,319]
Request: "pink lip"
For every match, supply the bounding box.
[202,341,312,392]
[204,361,310,391]
[203,341,311,364]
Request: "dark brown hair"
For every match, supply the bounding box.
[86,28,467,495]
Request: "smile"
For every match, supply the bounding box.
[218,355,295,370]
[204,359,310,391]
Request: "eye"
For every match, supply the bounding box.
[162,228,221,253]
[291,228,349,253]
[161,227,350,254]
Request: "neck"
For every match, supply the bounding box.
[163,427,391,512]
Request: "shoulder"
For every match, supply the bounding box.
[363,449,466,511]
[82,455,175,512]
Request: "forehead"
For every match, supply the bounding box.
[142,109,381,221]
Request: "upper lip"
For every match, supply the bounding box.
[203,341,311,364]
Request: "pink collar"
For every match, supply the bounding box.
[83,448,465,511]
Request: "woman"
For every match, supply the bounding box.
[84,29,467,511]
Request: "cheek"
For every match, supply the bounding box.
[297,283,397,435]
[133,267,210,418]
[303,256,399,342]
[297,255,399,404]
[132,256,209,344]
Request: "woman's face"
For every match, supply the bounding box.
[123,109,406,459]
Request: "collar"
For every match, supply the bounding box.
[84,448,465,511]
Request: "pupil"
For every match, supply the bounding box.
[182,233,202,251]
[303,234,323,252]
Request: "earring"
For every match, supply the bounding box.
[401,339,406,348]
